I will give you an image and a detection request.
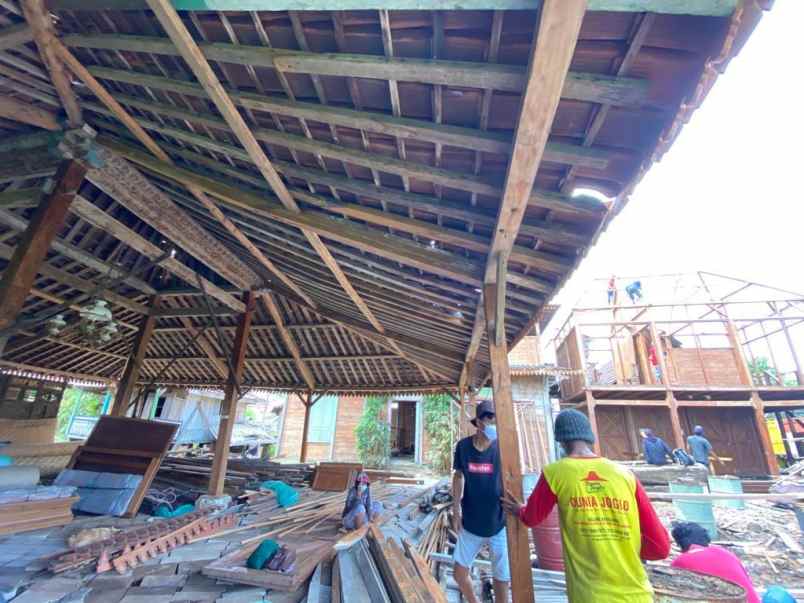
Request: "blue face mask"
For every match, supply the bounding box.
[483,425,498,441]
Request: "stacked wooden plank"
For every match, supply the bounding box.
[157,455,316,490]
[0,495,78,536]
[367,525,448,603]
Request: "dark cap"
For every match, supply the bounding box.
[470,400,495,427]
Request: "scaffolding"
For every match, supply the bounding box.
[550,272,804,476]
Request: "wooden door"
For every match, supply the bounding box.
[681,407,766,476]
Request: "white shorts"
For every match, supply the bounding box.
[453,527,510,582]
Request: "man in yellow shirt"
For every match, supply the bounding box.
[502,409,670,602]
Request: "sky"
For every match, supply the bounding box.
[550,0,804,318]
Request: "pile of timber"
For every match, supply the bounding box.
[365,524,447,603]
[156,455,315,492]
[771,460,804,494]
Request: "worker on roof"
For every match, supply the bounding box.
[607,275,617,305]
[625,280,643,304]
[341,471,383,530]
[642,428,674,466]
[502,409,670,603]
[451,400,509,603]
[671,521,760,603]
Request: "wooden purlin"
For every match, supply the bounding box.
[0,95,60,130]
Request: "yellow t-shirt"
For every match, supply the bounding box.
[542,457,652,603]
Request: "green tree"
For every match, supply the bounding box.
[355,396,390,468]
[748,357,777,386]
[423,393,452,474]
[56,388,103,441]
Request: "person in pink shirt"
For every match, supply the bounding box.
[671,522,760,603]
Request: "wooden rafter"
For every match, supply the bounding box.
[144,0,389,340]
[20,0,81,126]
[0,23,33,52]
[261,292,315,391]
[52,38,315,308]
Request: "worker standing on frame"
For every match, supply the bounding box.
[502,409,670,602]
[451,400,509,603]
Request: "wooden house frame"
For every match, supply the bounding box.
[0,2,771,599]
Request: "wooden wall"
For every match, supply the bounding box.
[596,405,674,461]
[668,349,744,386]
[0,417,57,444]
[680,407,767,476]
[277,394,364,462]
[557,328,585,399]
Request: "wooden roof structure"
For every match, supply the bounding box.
[0,0,768,395]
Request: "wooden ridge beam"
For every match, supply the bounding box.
[0,24,33,52]
[261,292,315,390]
[70,195,246,312]
[21,0,81,127]
[63,33,652,106]
[81,68,610,167]
[0,95,61,130]
[53,37,314,308]
[89,106,606,221]
[143,0,391,342]
[46,0,740,15]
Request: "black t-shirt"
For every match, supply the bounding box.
[453,436,504,538]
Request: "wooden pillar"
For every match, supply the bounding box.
[649,322,671,389]
[0,159,87,348]
[483,282,534,602]
[666,392,685,450]
[751,392,779,475]
[109,295,160,416]
[299,391,313,464]
[585,391,601,456]
[208,291,255,496]
[775,411,794,465]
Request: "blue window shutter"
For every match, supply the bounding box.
[307,396,337,443]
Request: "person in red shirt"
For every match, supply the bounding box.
[502,409,670,602]
[671,522,760,603]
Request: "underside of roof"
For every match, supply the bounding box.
[0,1,767,393]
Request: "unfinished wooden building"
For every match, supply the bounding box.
[553,272,803,477]
[0,1,771,599]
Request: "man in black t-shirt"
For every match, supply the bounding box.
[451,400,508,603]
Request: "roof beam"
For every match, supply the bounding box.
[145,353,396,363]
[63,33,651,106]
[20,0,82,127]
[69,195,246,312]
[87,146,259,291]
[47,0,739,14]
[82,69,612,166]
[89,103,606,220]
[261,292,316,390]
[0,24,34,52]
[0,188,43,209]
[143,0,391,341]
[97,135,486,286]
[53,38,314,308]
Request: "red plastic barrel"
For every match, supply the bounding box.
[532,507,564,571]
